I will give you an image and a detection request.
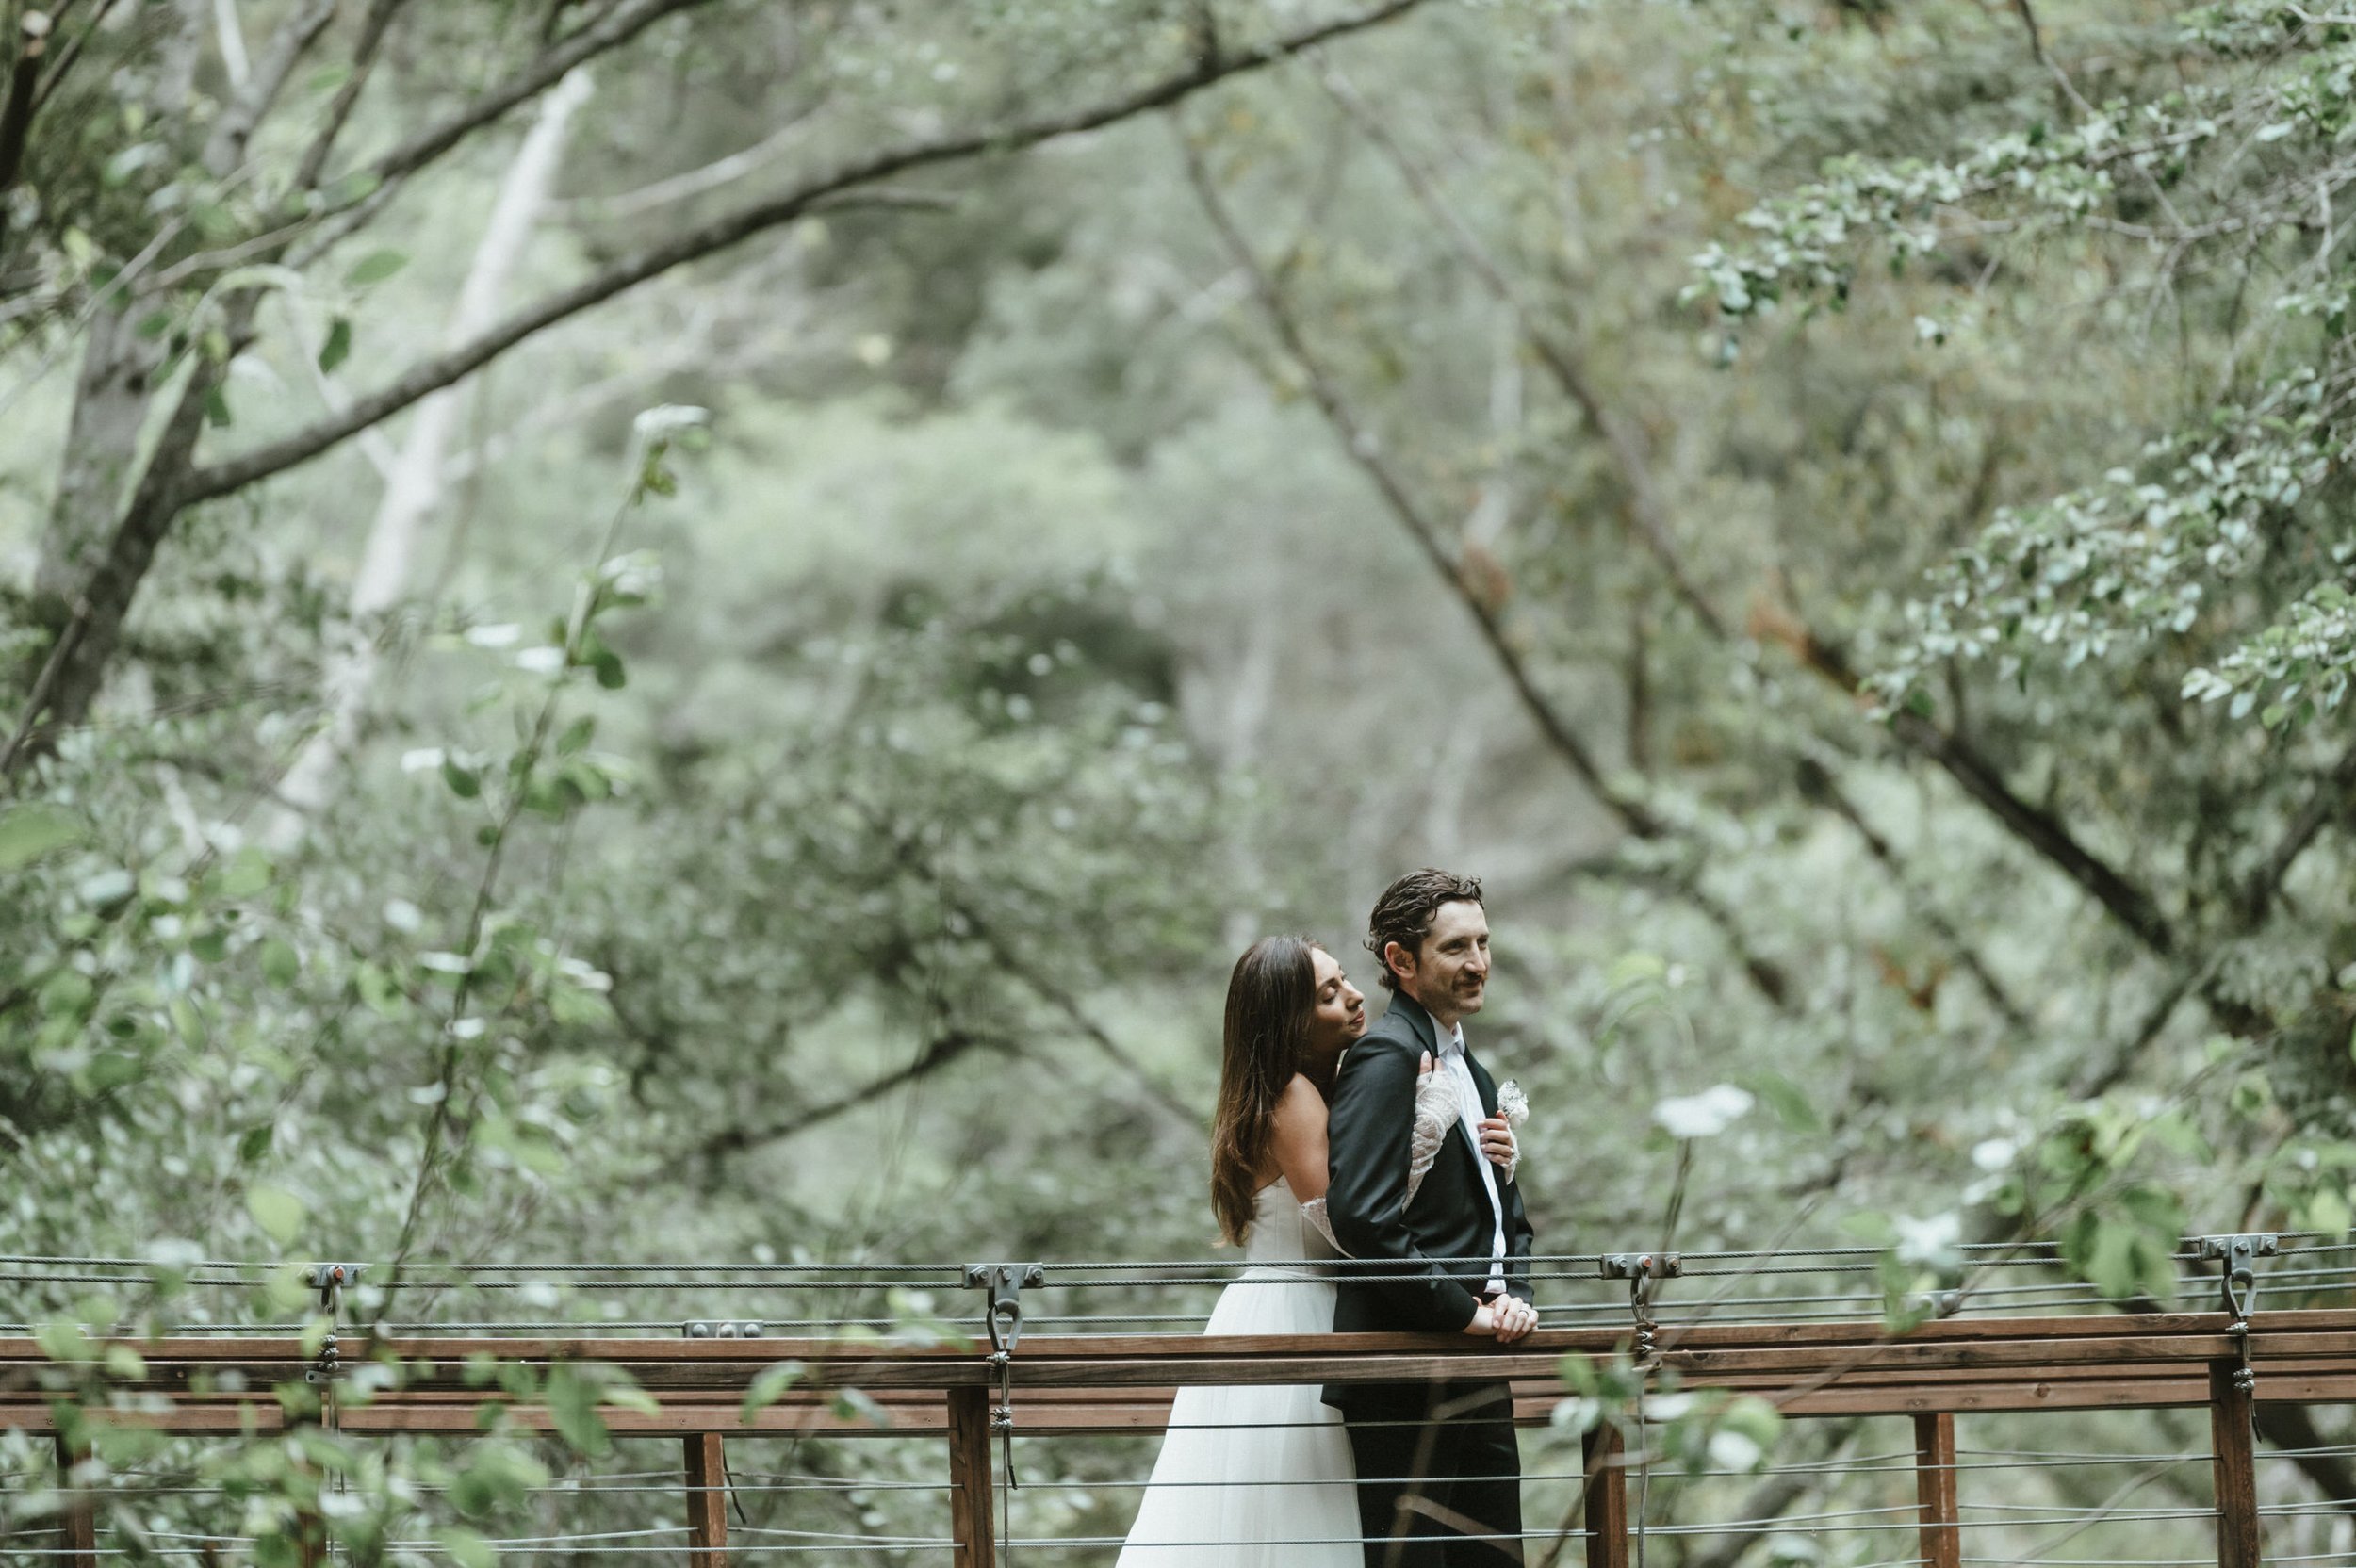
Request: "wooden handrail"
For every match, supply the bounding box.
[6,1308,2304,1565]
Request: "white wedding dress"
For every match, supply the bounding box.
[1113,1177,1362,1564]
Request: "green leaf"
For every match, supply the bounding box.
[556,715,596,756]
[1607,953,1667,988]
[0,803,84,869]
[216,847,273,899]
[204,385,233,428]
[318,317,352,373]
[441,757,482,799]
[246,1184,305,1245]
[2303,1185,2352,1237]
[344,250,408,286]
[238,1123,275,1165]
[543,1364,609,1455]
[1739,1070,1822,1134]
[259,938,301,988]
[35,1319,98,1364]
[439,1527,495,1568]
[742,1362,805,1422]
[830,1387,891,1428]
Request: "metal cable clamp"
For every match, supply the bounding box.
[305,1264,360,1389]
[1601,1252,1680,1365]
[963,1263,1043,1494]
[2201,1233,2276,1406]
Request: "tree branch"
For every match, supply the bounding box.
[696,1028,1013,1159]
[1178,120,1797,1014]
[175,0,1435,509]
[0,11,54,244]
[204,0,341,177]
[2242,734,2356,924]
[1328,55,2183,973]
[1686,1422,1859,1568]
[362,0,710,190]
[1797,758,2031,1030]
[291,0,409,191]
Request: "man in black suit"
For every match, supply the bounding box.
[1325,868,1536,1566]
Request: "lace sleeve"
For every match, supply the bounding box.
[1405,1068,1459,1205]
[1299,1196,1343,1254]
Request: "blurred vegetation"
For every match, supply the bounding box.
[4,0,2356,1559]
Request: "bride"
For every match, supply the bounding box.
[1117,935,1507,1564]
[1114,933,1367,1564]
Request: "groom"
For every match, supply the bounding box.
[1326,868,1536,1565]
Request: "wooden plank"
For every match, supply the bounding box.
[685,1432,728,1568]
[948,1386,995,1568]
[55,1430,97,1568]
[1776,1376,2216,1417]
[1913,1413,1960,1568]
[2211,1358,2261,1568]
[1582,1424,1627,1568]
[9,1309,2356,1365]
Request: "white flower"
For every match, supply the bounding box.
[1497,1080,1530,1128]
[1654,1085,1754,1139]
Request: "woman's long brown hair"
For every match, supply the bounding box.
[1209,935,1322,1247]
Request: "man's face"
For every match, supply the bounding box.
[1391,899,1491,1021]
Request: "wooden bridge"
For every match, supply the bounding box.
[1,1245,2344,1565]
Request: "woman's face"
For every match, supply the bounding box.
[1305,945,1367,1061]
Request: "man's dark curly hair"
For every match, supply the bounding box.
[1365,869,1484,992]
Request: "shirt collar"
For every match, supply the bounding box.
[1439,1021,1465,1058]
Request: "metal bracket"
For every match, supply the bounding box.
[2199,1233,2277,1320]
[962,1262,1045,1356]
[681,1320,764,1339]
[1599,1253,1683,1282]
[1906,1289,1964,1320]
[304,1265,360,1387]
[308,1263,362,1304]
[963,1263,1043,1494]
[1601,1252,1681,1359]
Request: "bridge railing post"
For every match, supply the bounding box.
[685,1432,728,1568]
[54,1431,96,1568]
[2210,1360,2261,1568]
[1912,1412,1961,1568]
[948,1385,996,1568]
[1581,1423,1628,1568]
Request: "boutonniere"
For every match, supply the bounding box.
[1497,1079,1530,1128]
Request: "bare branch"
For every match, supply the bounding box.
[175,0,1435,508]
[1325,59,2184,976]
[204,0,340,177]
[1177,120,1796,1013]
[291,0,409,191]
[554,116,810,220]
[25,0,124,121]
[1317,63,1726,638]
[0,10,55,238]
[696,1029,1015,1159]
[362,0,714,189]
[2241,734,2356,924]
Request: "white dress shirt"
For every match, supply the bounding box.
[1439,1021,1510,1297]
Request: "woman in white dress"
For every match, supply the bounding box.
[1115,934,1370,1566]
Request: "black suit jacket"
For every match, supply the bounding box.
[1324,991,1536,1376]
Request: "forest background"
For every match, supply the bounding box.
[4,0,2356,1560]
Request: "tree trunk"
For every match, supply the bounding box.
[31,311,174,628]
[260,67,592,846]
